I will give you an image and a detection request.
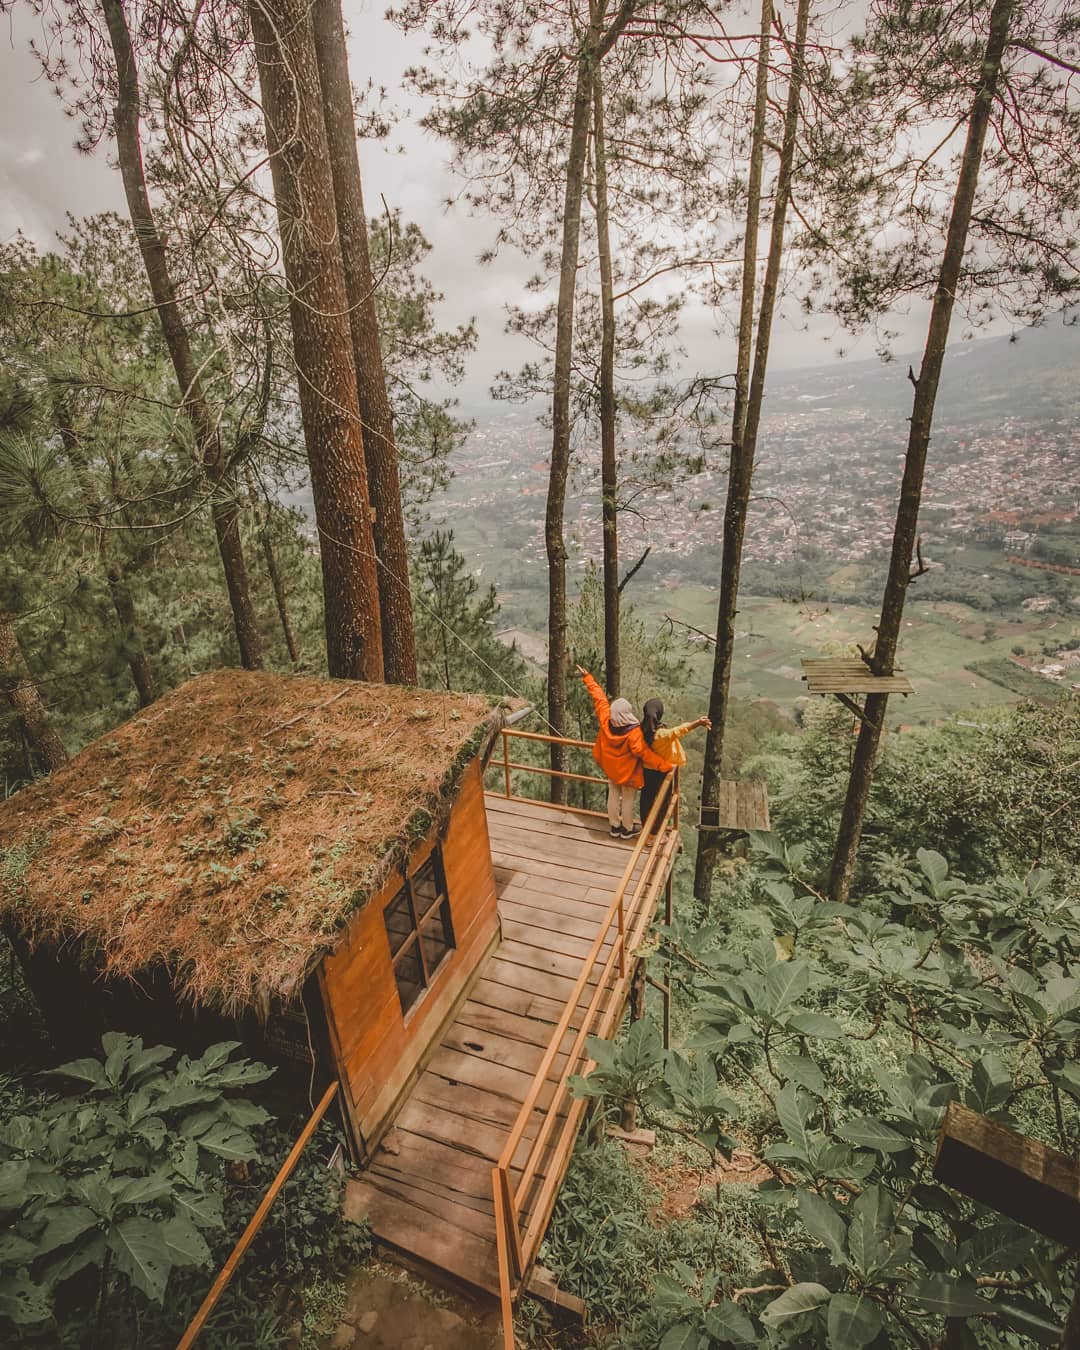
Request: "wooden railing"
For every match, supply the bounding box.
[486,736,681,1348]
[488,726,610,816]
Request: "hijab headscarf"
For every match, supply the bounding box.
[641,698,664,746]
[609,697,638,729]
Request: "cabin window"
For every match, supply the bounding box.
[384,850,455,1016]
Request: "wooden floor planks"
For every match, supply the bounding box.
[343,792,673,1297]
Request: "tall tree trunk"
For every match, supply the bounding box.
[547,44,597,802]
[545,0,635,798]
[694,0,774,905]
[246,469,302,666]
[250,0,384,682]
[0,613,68,773]
[311,0,418,685]
[593,68,620,696]
[827,0,1015,902]
[100,0,263,672]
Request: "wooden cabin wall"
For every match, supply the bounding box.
[319,757,499,1153]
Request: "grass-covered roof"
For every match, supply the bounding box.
[0,670,504,1013]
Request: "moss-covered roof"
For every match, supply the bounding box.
[0,671,504,1013]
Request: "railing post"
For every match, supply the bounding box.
[503,729,511,798]
[617,900,625,977]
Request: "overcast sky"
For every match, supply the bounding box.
[0,1,980,412]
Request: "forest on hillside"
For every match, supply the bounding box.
[0,0,1078,1344]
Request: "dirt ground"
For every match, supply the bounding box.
[316,1268,502,1350]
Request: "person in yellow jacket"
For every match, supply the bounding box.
[639,698,711,829]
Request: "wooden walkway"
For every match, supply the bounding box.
[344,793,667,1295]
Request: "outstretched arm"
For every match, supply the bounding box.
[577,666,610,723]
[669,716,712,741]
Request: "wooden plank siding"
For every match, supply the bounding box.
[319,758,500,1150]
[343,792,676,1297]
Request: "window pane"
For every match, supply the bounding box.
[393,944,424,1015]
[420,900,455,976]
[383,886,415,957]
[410,854,445,920]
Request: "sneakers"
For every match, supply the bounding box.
[619,824,641,840]
[609,825,622,838]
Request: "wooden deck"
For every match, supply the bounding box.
[344,792,674,1296]
[801,656,913,696]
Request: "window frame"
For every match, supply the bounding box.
[383,846,455,1018]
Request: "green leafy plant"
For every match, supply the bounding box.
[0,1033,272,1344]
[574,833,1078,1348]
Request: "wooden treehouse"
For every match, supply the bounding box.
[0,671,681,1342]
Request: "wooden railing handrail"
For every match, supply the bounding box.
[499,727,594,751]
[491,768,680,1344]
[495,773,674,1179]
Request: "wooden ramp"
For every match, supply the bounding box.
[344,794,668,1297]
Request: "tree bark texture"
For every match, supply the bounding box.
[694,0,774,906]
[100,0,263,672]
[827,0,1015,902]
[0,613,68,773]
[250,0,385,682]
[593,69,620,696]
[311,0,417,685]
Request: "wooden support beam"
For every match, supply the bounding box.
[527,1265,587,1325]
[832,691,880,728]
[933,1101,1080,1249]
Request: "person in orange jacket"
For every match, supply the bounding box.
[577,666,673,839]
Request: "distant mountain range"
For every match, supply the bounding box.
[749,317,1080,423]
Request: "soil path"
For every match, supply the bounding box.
[317,1269,502,1350]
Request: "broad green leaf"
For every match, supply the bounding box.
[836,1117,909,1153]
[52,1057,107,1090]
[161,1215,212,1269]
[658,1322,705,1350]
[174,1139,200,1186]
[0,1233,37,1264]
[44,1235,107,1289]
[173,1189,224,1231]
[189,1042,241,1075]
[827,1292,883,1350]
[196,1122,256,1162]
[962,1221,1033,1274]
[775,1083,811,1160]
[797,1190,847,1265]
[764,961,811,1017]
[108,1217,173,1305]
[0,1272,51,1326]
[652,1273,698,1314]
[103,1033,138,1087]
[917,849,948,888]
[222,1099,270,1128]
[786,1012,844,1039]
[905,1278,994,1318]
[0,1161,30,1210]
[995,1299,1065,1345]
[703,1300,757,1344]
[37,1205,100,1256]
[760,1282,830,1328]
[113,1174,174,1208]
[775,1054,826,1096]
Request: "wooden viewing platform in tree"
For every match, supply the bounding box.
[801,657,914,726]
[699,780,770,834]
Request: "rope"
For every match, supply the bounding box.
[315,525,565,738]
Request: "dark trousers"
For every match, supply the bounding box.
[640,768,667,831]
